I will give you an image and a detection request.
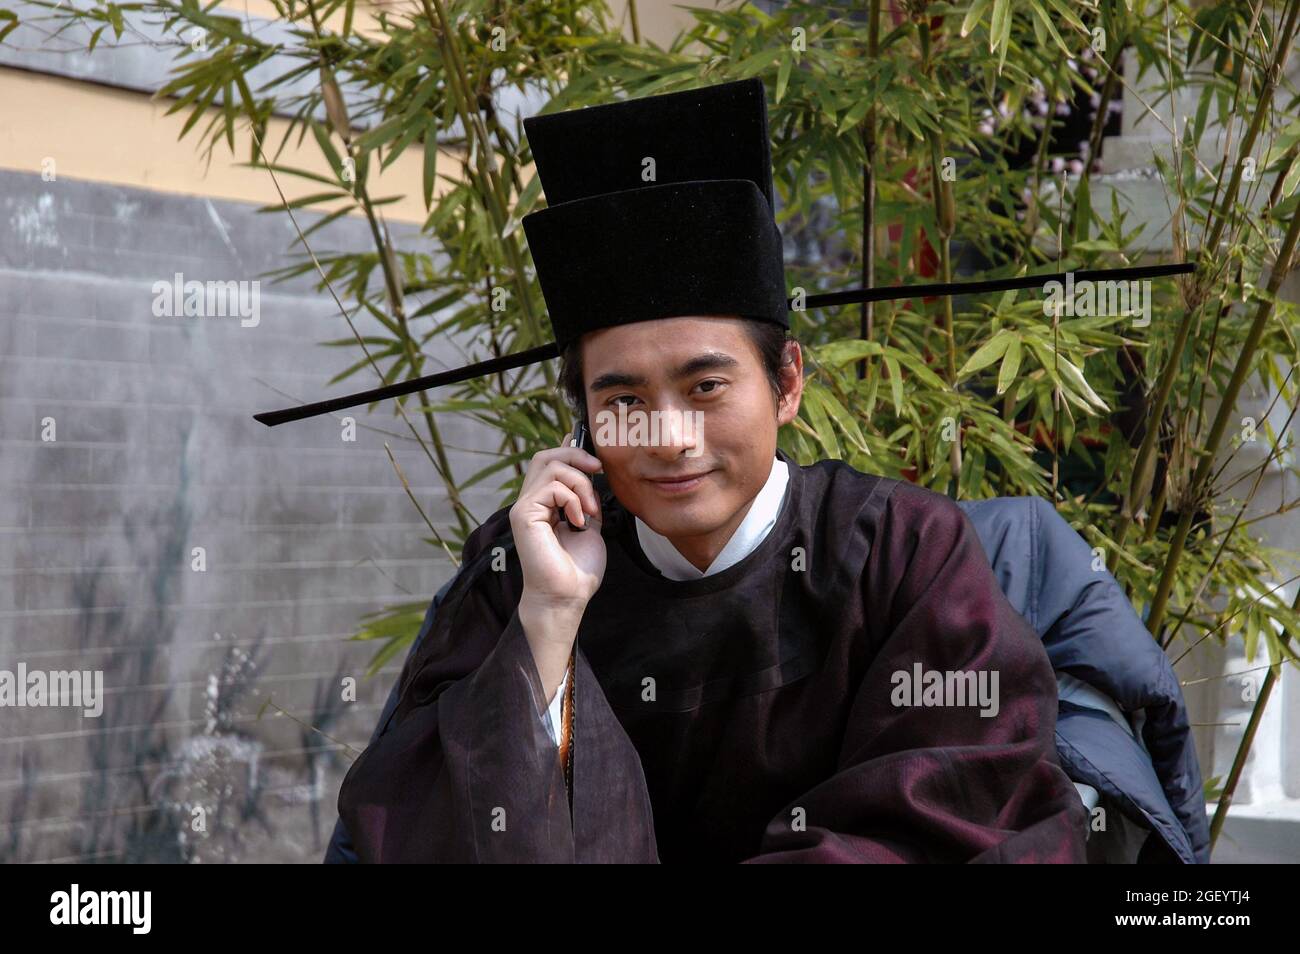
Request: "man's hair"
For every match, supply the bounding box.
[558,319,793,416]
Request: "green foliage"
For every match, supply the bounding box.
[24,1,1300,772]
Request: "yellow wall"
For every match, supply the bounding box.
[0,67,442,223]
[0,0,702,220]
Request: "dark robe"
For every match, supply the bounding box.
[337,449,1088,862]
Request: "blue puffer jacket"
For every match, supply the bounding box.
[954,496,1209,863]
[326,495,1209,863]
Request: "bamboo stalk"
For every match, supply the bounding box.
[421,0,554,391]
[359,203,476,536]
[917,19,962,494]
[627,0,641,44]
[1064,32,1127,250]
[245,121,476,536]
[859,0,881,382]
[1108,0,1300,571]
[1160,392,1300,651]
[1208,589,1297,850]
[1146,203,1300,636]
[306,1,475,537]
[1023,74,1059,247]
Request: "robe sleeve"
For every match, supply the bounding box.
[336,509,656,863]
[744,483,1089,863]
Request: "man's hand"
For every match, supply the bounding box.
[509,434,606,702]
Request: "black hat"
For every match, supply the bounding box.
[521,77,787,351]
[256,79,1193,427]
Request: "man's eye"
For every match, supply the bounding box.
[610,394,639,407]
[694,379,725,395]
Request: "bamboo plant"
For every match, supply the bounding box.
[16,0,1300,849]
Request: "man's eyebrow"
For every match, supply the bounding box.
[589,352,740,392]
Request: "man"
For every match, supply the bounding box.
[329,78,1089,862]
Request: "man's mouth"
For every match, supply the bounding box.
[645,470,713,495]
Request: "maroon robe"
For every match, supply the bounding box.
[337,450,1088,862]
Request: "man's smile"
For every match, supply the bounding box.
[644,469,714,495]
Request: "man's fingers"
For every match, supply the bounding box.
[544,481,585,528]
[515,480,580,529]
[528,459,601,518]
[530,441,603,474]
[512,436,604,537]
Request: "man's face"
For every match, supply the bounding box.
[580,315,802,544]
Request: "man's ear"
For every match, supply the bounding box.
[775,340,803,426]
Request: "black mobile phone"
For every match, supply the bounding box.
[558,419,596,531]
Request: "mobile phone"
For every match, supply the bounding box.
[558,419,596,532]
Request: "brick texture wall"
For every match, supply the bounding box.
[0,168,504,862]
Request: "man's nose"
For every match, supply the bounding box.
[643,404,701,460]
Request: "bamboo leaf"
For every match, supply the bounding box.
[255,190,349,212]
[310,120,344,182]
[815,385,870,453]
[776,51,793,104]
[816,339,882,367]
[1054,352,1109,412]
[1027,1,1071,57]
[802,385,843,459]
[423,118,439,210]
[988,0,1009,52]
[958,329,1014,377]
[997,335,1022,395]
[884,355,904,416]
[961,0,991,37]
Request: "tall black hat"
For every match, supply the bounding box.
[521,77,787,351]
[256,78,1192,427]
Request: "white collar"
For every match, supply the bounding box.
[634,455,790,580]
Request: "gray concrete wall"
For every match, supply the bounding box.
[0,167,504,862]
